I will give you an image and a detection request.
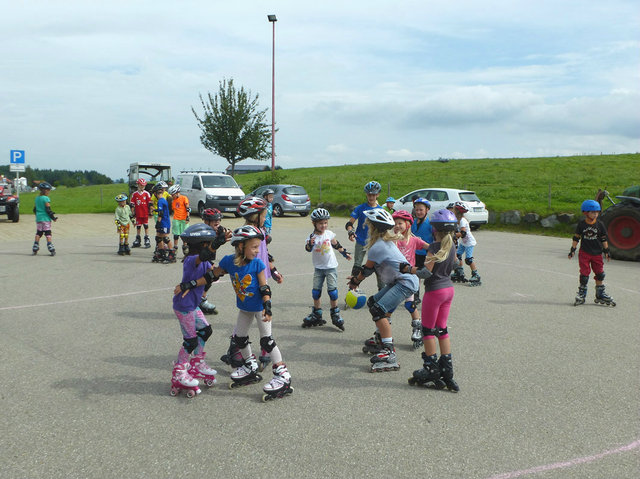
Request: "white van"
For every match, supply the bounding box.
[177,170,246,216]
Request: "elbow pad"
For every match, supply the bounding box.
[267,253,274,263]
[460,230,467,238]
[204,269,221,285]
[45,206,57,220]
[332,241,343,250]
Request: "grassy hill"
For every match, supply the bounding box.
[15,154,638,235]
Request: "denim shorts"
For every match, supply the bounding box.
[456,244,474,259]
[371,282,416,314]
[312,268,338,292]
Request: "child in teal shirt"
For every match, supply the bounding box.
[32,182,58,256]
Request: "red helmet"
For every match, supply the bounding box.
[237,196,268,217]
[392,210,413,225]
[454,201,469,213]
[136,178,147,186]
[202,208,223,221]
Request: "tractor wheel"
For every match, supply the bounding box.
[600,203,640,261]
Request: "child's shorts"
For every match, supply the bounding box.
[172,219,187,236]
[135,216,149,227]
[578,250,604,277]
[156,224,170,235]
[456,244,474,260]
[312,267,338,293]
[36,221,52,232]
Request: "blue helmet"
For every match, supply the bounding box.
[364,181,381,194]
[385,197,395,203]
[115,193,128,202]
[581,200,601,212]
[413,197,430,208]
[430,209,458,232]
[180,223,217,243]
[38,182,52,191]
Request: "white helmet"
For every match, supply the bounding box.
[168,184,180,195]
[363,208,395,231]
[310,208,330,221]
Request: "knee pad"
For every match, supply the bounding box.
[234,335,250,349]
[44,230,52,237]
[404,300,416,314]
[579,275,589,286]
[163,236,171,244]
[260,335,277,353]
[196,325,212,342]
[465,257,474,266]
[422,326,438,338]
[367,295,376,308]
[155,236,162,245]
[182,336,198,354]
[437,327,448,337]
[312,288,322,300]
[36,230,44,237]
[328,289,339,301]
[369,302,386,322]
[456,253,463,262]
[594,272,605,281]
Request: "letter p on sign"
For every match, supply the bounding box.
[10,150,25,164]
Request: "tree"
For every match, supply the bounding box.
[192,78,271,176]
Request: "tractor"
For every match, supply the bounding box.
[596,185,640,261]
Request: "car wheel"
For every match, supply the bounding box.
[9,206,19,223]
[273,204,284,217]
[470,225,480,231]
[299,212,308,217]
[198,202,205,217]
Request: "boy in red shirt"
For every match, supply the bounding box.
[131,178,152,248]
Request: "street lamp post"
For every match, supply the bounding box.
[268,14,277,172]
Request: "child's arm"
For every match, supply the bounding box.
[258,270,272,322]
[345,217,357,242]
[400,254,434,278]
[45,201,57,222]
[267,254,283,283]
[173,265,226,296]
[348,260,375,289]
[568,229,581,259]
[331,237,352,260]
[305,233,315,252]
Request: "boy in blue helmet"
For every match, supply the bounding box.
[568,200,615,306]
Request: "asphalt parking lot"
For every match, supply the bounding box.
[1,214,638,479]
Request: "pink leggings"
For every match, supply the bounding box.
[421,287,454,339]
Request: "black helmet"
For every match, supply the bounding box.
[180,223,217,243]
[38,182,52,191]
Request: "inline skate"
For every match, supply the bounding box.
[199,296,218,315]
[370,343,400,372]
[189,352,217,387]
[132,235,142,248]
[47,242,56,256]
[594,285,616,307]
[330,307,345,331]
[408,353,446,389]
[362,331,383,354]
[117,244,125,256]
[220,336,244,368]
[450,266,467,283]
[258,350,271,372]
[468,270,481,286]
[143,235,151,248]
[437,354,460,392]
[170,362,201,398]
[124,243,131,255]
[229,354,263,389]
[262,363,294,402]
[573,285,587,306]
[301,307,325,328]
[411,320,423,350]
[32,242,39,255]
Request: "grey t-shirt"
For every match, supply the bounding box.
[367,240,419,292]
[424,242,456,292]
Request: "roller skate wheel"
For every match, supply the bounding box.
[204,378,217,387]
[186,389,196,398]
[170,387,179,396]
[228,382,236,390]
[408,377,417,385]
[261,393,271,402]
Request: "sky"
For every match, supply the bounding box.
[1,0,639,181]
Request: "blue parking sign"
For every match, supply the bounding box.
[10,150,25,164]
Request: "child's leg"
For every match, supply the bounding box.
[256,314,283,365]
[193,310,211,355]
[233,310,256,359]
[434,287,455,355]
[175,309,198,364]
[421,289,452,356]
[591,254,605,286]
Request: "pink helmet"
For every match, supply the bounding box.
[392,210,413,225]
[136,178,147,186]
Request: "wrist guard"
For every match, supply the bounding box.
[270,267,281,280]
[259,284,272,299]
[570,247,577,254]
[305,242,313,252]
[263,299,272,316]
[348,277,361,289]
[180,280,198,292]
[399,262,411,274]
[340,249,350,258]
[603,247,610,255]
[348,230,356,240]
[415,267,432,279]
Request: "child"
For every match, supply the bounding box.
[262,189,275,235]
[114,194,134,255]
[393,210,429,349]
[168,184,190,255]
[383,197,396,214]
[213,225,293,401]
[451,202,481,285]
[348,209,422,373]
[406,209,460,392]
[302,207,352,331]
[411,197,433,271]
[32,182,58,256]
[150,181,170,222]
[130,178,151,248]
[569,200,615,306]
[171,223,219,398]
[346,181,384,290]
[152,184,174,263]
[220,196,283,372]
[197,208,231,315]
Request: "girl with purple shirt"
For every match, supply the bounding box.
[170,223,219,398]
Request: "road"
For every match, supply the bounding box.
[1,214,638,479]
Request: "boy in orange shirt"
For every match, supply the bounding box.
[169,184,190,255]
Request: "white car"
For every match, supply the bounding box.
[393,188,489,229]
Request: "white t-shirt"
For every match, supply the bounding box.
[310,230,339,269]
[367,240,419,292]
[460,217,477,246]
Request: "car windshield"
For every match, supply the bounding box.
[459,192,480,202]
[283,186,306,195]
[202,176,239,188]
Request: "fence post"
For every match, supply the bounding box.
[388,183,391,197]
[318,178,322,204]
[548,184,551,209]
[100,187,103,207]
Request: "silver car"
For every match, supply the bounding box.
[248,184,311,217]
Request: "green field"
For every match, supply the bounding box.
[15,154,638,235]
